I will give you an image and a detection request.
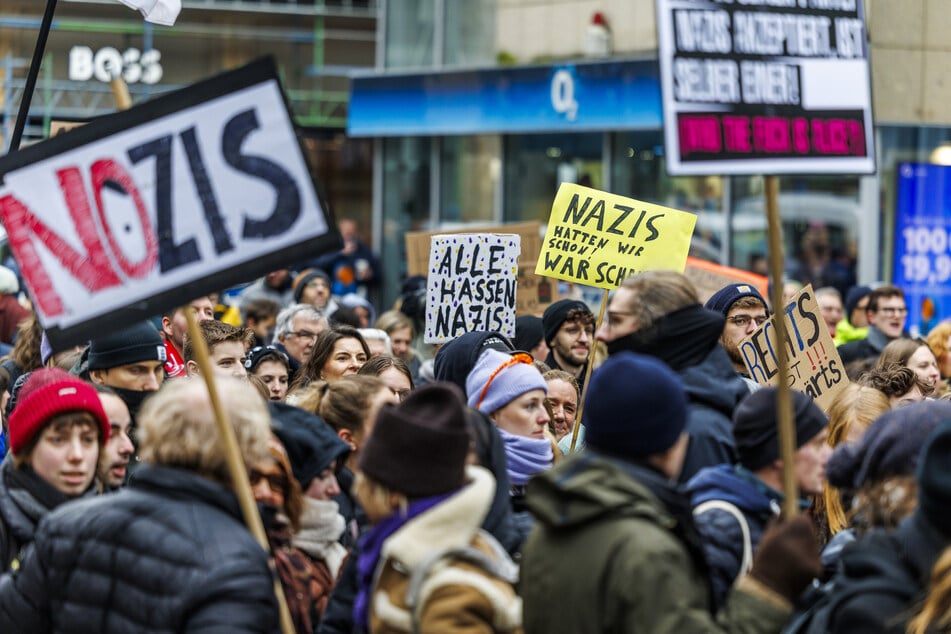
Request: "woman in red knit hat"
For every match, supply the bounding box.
[0,367,108,570]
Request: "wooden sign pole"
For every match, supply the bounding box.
[764,176,799,518]
[183,309,296,634]
[568,289,609,454]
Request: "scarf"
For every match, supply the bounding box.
[3,464,95,542]
[606,304,724,372]
[353,491,455,631]
[498,427,553,486]
[293,498,348,577]
[865,325,891,354]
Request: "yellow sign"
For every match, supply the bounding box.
[739,284,847,411]
[535,183,697,289]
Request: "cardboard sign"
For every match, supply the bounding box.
[656,0,875,175]
[685,256,768,304]
[535,183,697,289]
[406,221,557,316]
[516,260,559,316]
[740,284,846,410]
[0,58,339,348]
[49,121,86,137]
[424,234,520,343]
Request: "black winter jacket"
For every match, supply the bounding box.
[0,465,279,633]
[821,510,947,633]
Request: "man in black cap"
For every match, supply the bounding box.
[687,387,831,608]
[87,321,167,420]
[705,283,769,393]
[513,315,549,362]
[542,299,594,389]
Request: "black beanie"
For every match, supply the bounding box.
[358,383,470,498]
[542,299,591,345]
[292,268,331,304]
[917,420,951,538]
[88,321,166,371]
[269,402,350,488]
[844,285,872,319]
[433,331,515,391]
[513,316,544,354]
[583,352,688,461]
[732,388,829,471]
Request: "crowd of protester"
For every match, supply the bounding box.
[0,239,948,633]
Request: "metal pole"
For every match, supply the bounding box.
[9,0,58,152]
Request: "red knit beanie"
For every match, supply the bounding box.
[8,368,110,455]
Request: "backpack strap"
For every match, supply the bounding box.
[694,499,753,576]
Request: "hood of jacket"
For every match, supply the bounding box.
[686,464,780,516]
[679,344,749,418]
[525,451,672,531]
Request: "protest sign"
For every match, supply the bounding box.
[516,260,559,316]
[535,183,697,289]
[739,284,846,410]
[0,58,339,349]
[685,256,768,304]
[656,0,875,175]
[424,234,520,343]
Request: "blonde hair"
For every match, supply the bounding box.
[353,470,408,521]
[820,384,891,534]
[137,378,271,485]
[617,270,699,332]
[289,375,385,436]
[909,546,951,634]
[927,321,951,375]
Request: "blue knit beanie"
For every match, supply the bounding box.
[583,352,688,460]
[704,283,767,316]
[465,348,547,415]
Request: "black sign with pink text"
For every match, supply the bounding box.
[656,0,875,176]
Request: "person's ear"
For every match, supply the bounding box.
[186,360,200,377]
[338,428,356,451]
[89,368,106,385]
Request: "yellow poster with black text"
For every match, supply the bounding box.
[739,284,847,411]
[535,183,697,289]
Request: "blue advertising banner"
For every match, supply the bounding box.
[893,163,951,336]
[347,60,662,137]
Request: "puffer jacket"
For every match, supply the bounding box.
[678,344,747,482]
[0,465,279,633]
[521,451,792,634]
[686,465,782,609]
[366,466,522,634]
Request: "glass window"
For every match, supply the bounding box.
[443,0,495,67]
[503,133,602,223]
[611,131,726,264]
[440,135,500,225]
[381,137,431,307]
[385,0,436,69]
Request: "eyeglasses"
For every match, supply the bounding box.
[475,352,534,410]
[726,314,769,328]
[288,330,319,341]
[876,307,908,316]
[248,470,287,492]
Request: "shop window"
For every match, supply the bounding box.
[440,135,500,225]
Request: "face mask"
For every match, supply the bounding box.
[605,329,654,357]
[110,386,154,421]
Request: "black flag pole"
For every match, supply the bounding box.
[9,0,59,153]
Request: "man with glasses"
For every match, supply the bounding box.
[705,283,769,394]
[838,285,909,365]
[594,271,749,482]
[273,304,328,382]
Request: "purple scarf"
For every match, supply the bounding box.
[498,427,553,486]
[353,491,455,630]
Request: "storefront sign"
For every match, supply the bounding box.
[424,234,520,343]
[740,284,846,410]
[536,183,696,289]
[69,46,163,85]
[0,58,337,348]
[893,163,951,335]
[656,0,875,175]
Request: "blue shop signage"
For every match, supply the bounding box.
[347,59,662,137]
[893,163,951,335]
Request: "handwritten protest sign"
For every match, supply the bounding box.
[536,183,697,289]
[685,256,768,304]
[424,234,520,343]
[740,284,846,411]
[0,58,338,348]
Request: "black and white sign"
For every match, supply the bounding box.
[656,0,875,175]
[0,58,339,348]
